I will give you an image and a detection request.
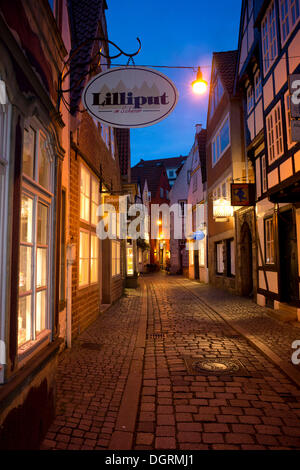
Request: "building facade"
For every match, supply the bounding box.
[206,51,250,295]
[186,126,209,282]
[237,0,300,317]
[0,0,68,449]
[131,161,170,269]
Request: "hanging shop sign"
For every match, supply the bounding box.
[231,183,255,206]
[82,66,179,128]
[289,74,300,118]
[193,230,205,241]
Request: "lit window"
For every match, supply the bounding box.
[90,234,99,283]
[199,239,205,266]
[80,166,91,222]
[262,1,278,75]
[127,242,134,275]
[254,69,262,101]
[112,240,121,276]
[22,127,35,179]
[266,102,283,164]
[265,218,275,264]
[18,123,53,348]
[79,231,89,287]
[189,242,194,266]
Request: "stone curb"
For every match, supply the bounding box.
[109,282,147,450]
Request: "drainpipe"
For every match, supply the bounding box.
[66,243,76,348]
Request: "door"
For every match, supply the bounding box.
[240,222,253,296]
[279,209,298,303]
[194,251,199,279]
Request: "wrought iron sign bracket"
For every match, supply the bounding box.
[57,37,142,113]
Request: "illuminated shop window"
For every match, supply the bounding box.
[18,123,53,348]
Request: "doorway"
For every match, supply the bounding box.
[194,251,199,280]
[240,222,253,296]
[278,209,298,304]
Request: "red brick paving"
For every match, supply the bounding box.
[41,274,300,450]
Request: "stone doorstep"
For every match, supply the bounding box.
[266,308,298,323]
[100,304,111,313]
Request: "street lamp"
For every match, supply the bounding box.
[192,67,208,94]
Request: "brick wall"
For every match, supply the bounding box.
[69,113,123,339]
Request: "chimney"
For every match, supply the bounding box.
[195,124,202,134]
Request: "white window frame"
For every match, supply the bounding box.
[262,1,278,75]
[279,0,300,46]
[211,114,230,167]
[18,119,54,355]
[266,101,284,164]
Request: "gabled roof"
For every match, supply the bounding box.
[133,156,187,170]
[212,50,238,96]
[131,164,170,195]
[67,0,108,113]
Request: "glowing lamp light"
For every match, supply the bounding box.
[213,198,233,219]
[192,67,208,94]
[157,220,162,225]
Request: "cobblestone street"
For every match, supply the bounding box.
[41,274,300,451]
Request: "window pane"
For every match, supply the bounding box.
[22,127,35,179]
[18,295,32,346]
[20,195,33,243]
[79,231,89,286]
[36,290,46,335]
[37,248,47,288]
[19,246,32,294]
[90,234,98,283]
[127,245,134,275]
[37,203,48,245]
[80,167,90,221]
[38,134,51,190]
[220,119,230,153]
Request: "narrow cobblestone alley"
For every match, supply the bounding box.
[41,274,300,451]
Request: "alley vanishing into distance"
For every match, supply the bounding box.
[42,273,300,451]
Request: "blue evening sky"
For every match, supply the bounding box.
[106,0,242,166]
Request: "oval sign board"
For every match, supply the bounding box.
[82,66,179,128]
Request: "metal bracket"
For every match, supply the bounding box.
[57,37,142,113]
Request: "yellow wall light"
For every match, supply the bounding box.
[192,67,208,94]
